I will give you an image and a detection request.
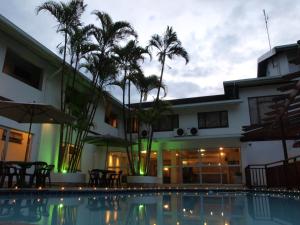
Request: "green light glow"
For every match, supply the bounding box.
[62,170,67,174]
[58,203,64,208]
[139,169,144,175]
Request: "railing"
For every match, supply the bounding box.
[245,155,300,188]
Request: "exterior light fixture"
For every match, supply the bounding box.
[163,204,169,209]
[200,149,206,152]
[219,147,223,150]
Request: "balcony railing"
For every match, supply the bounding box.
[245,155,300,189]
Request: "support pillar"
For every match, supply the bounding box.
[157,148,163,184]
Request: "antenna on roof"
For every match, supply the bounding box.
[263,9,272,51]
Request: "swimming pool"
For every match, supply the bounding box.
[0,191,299,225]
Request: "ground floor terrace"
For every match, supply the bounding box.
[1,122,300,187]
[102,137,244,185]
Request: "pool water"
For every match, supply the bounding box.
[0,191,299,225]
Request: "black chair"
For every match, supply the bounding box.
[28,161,48,187]
[88,169,101,187]
[0,162,19,188]
[108,171,122,187]
[36,165,54,187]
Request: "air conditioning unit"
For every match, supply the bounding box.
[186,127,198,136]
[173,128,185,137]
[140,130,148,138]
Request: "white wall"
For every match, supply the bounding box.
[266,53,289,76]
[0,29,59,163]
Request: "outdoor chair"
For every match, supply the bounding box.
[108,170,122,187]
[36,165,54,187]
[0,162,19,188]
[88,169,101,187]
[28,161,48,187]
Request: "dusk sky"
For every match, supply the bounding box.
[1,0,300,102]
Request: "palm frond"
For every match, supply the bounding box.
[167,44,189,64]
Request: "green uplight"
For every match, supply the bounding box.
[139,170,144,175]
[58,203,64,208]
[62,170,67,174]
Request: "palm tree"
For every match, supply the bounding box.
[37,0,87,111]
[90,11,137,174]
[37,0,86,172]
[133,73,166,104]
[91,11,137,57]
[112,41,150,174]
[148,26,189,101]
[136,100,172,175]
[131,73,166,173]
[67,25,96,88]
[67,53,118,171]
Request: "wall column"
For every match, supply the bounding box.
[157,148,163,184]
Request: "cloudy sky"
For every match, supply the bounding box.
[1,0,300,102]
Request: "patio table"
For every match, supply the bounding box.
[7,161,34,187]
[98,170,115,186]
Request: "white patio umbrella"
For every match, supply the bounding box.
[0,100,74,161]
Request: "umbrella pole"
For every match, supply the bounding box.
[25,110,33,162]
[105,143,109,169]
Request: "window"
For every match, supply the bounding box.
[104,102,118,128]
[105,112,118,128]
[248,95,283,125]
[127,117,138,133]
[153,114,179,132]
[198,111,228,129]
[2,49,43,89]
[2,130,23,144]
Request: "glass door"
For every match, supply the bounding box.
[163,148,241,185]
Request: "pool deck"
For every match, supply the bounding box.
[0,184,299,196]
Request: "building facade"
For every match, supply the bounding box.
[0,15,299,184]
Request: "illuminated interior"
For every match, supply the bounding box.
[163,148,241,184]
[107,151,157,176]
[0,126,32,161]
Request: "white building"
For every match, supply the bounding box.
[0,15,299,185]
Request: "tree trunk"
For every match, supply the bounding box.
[156,54,166,101]
[137,93,143,174]
[128,80,134,173]
[58,31,68,172]
[121,71,135,175]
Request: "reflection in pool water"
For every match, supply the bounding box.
[0,192,299,225]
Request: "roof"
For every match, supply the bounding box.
[133,74,292,108]
[131,94,238,108]
[257,43,299,77]
[0,14,123,108]
[224,75,290,88]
